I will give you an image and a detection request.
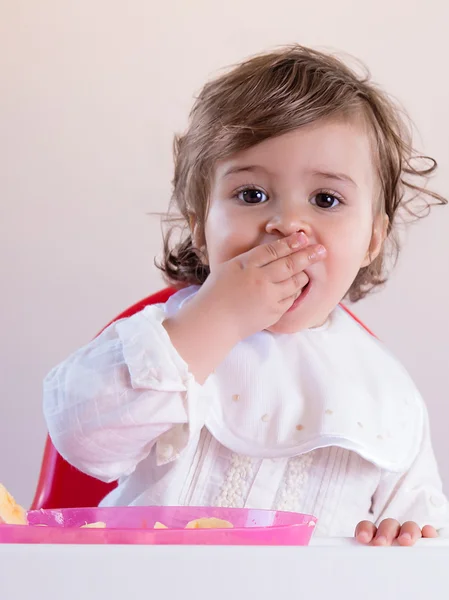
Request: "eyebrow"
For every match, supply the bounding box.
[309,170,358,188]
[222,165,358,188]
[222,165,266,177]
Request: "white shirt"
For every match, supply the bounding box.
[43,286,449,537]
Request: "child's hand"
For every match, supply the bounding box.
[198,231,326,341]
[163,231,326,383]
[355,519,438,546]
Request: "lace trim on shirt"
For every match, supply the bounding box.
[274,453,314,512]
[214,453,255,508]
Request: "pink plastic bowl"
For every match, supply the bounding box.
[0,506,317,545]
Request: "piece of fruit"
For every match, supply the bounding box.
[185,517,233,529]
[0,484,27,525]
[154,521,168,529]
[81,521,106,528]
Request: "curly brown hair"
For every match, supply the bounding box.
[157,45,446,302]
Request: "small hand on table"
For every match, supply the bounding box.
[355,519,438,546]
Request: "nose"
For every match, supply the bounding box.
[265,205,313,239]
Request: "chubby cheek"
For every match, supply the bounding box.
[323,230,372,291]
[205,219,259,268]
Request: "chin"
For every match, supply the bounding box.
[266,314,322,335]
[266,287,333,334]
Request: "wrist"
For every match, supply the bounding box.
[183,293,242,349]
[162,293,240,383]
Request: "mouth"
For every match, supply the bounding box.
[287,279,311,312]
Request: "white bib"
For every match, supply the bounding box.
[165,287,423,472]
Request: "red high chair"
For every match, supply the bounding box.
[31,288,373,510]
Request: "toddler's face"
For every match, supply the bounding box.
[202,117,385,332]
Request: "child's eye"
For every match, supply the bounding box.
[310,192,342,209]
[236,187,269,204]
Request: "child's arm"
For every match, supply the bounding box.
[44,232,324,482]
[43,305,205,482]
[356,404,449,545]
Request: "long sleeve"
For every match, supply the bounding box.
[43,304,206,482]
[371,405,449,536]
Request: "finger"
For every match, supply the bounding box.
[277,271,310,301]
[279,290,301,311]
[397,521,422,546]
[245,232,309,268]
[265,244,326,283]
[372,519,401,546]
[422,525,439,538]
[354,521,377,544]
